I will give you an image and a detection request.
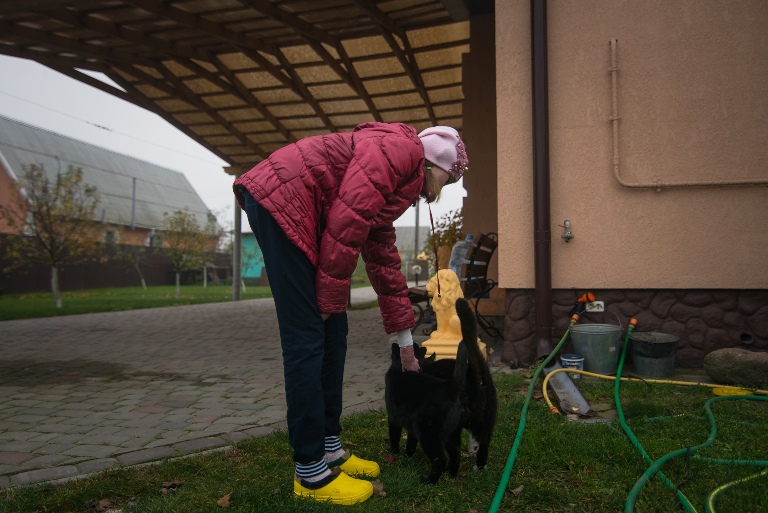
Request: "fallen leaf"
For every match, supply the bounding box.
[469,510,480,513]
[217,493,231,507]
[272,488,280,494]
[84,498,114,513]
[510,485,524,496]
[383,455,397,463]
[159,479,184,495]
[372,480,387,497]
[342,441,359,447]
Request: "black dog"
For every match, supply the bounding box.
[385,339,468,484]
[422,298,498,470]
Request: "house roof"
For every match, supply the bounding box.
[394,225,431,256]
[0,114,212,230]
[0,1,489,174]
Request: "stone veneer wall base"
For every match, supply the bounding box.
[503,289,768,368]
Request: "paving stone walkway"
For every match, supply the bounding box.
[0,288,392,489]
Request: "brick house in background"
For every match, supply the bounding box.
[0,114,217,292]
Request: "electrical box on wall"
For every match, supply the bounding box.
[585,301,605,313]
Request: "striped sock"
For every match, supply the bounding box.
[324,436,345,462]
[295,459,330,483]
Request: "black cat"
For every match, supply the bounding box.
[385,339,468,484]
[421,298,498,471]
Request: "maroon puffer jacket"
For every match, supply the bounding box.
[234,122,425,333]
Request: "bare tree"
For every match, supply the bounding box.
[122,244,150,290]
[160,209,218,298]
[0,163,99,308]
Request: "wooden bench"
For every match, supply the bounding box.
[408,232,500,338]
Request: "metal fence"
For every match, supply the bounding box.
[0,234,232,294]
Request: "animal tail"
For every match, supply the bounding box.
[452,341,469,390]
[454,297,487,379]
[455,298,479,351]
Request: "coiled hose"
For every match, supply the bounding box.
[614,322,768,513]
[489,315,768,513]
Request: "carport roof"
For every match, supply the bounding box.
[0,1,482,174]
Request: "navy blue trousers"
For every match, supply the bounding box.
[242,193,348,465]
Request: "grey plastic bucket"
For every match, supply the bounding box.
[570,324,623,375]
[629,332,679,378]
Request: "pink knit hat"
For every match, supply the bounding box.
[418,126,468,183]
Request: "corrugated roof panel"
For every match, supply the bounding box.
[0,115,212,230]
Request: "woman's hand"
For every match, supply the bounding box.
[399,345,421,372]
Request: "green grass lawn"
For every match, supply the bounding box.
[0,285,274,321]
[2,374,766,513]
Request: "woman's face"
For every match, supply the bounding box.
[422,164,452,203]
[431,166,452,187]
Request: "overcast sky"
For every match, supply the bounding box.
[0,55,466,231]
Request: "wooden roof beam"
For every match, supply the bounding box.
[308,40,383,122]
[36,8,295,142]
[0,0,73,13]
[104,68,235,165]
[233,0,381,123]
[437,0,471,21]
[348,0,436,125]
[153,65,268,159]
[235,0,338,47]
[41,8,218,65]
[126,0,276,56]
[271,50,336,132]
[118,63,267,159]
[209,54,295,144]
[0,43,107,72]
[43,65,138,106]
[37,8,299,146]
[0,20,155,68]
[125,0,334,127]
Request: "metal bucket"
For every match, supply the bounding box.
[629,332,679,378]
[570,324,623,375]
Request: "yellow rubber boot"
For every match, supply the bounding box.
[328,450,381,478]
[294,468,373,505]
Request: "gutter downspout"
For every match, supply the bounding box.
[531,0,554,359]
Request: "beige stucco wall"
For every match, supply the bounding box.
[497,0,768,290]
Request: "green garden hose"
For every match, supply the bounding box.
[487,314,580,513]
[622,394,768,513]
[614,321,768,513]
[613,319,698,513]
[487,314,767,513]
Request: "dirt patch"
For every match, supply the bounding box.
[0,359,185,386]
